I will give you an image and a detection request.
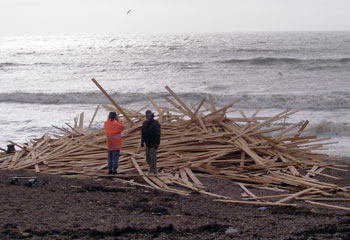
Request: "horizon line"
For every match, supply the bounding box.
[1,30,350,38]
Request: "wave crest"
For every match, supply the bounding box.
[1,91,350,110]
[220,57,350,66]
[311,121,350,137]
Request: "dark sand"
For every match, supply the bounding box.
[0,160,350,239]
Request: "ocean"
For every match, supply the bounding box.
[0,32,349,156]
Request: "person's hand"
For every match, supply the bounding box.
[155,144,159,149]
[141,142,144,147]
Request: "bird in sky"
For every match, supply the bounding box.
[126,9,131,15]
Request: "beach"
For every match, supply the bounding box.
[1,162,350,239]
[1,31,350,239]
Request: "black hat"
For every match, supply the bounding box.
[145,110,152,117]
[108,112,117,119]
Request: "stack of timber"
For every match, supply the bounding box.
[1,78,349,210]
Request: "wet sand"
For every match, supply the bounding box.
[1,164,350,239]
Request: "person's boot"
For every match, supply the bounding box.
[112,169,117,175]
[108,170,113,174]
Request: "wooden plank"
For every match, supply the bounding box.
[147,96,163,121]
[238,183,258,199]
[214,199,298,207]
[297,197,350,201]
[203,100,239,120]
[187,98,205,126]
[306,200,350,211]
[91,78,133,124]
[179,168,193,187]
[234,138,264,165]
[79,112,84,129]
[295,120,309,138]
[208,95,216,112]
[161,95,187,115]
[74,116,78,128]
[305,165,318,178]
[306,170,342,180]
[183,167,204,188]
[276,187,315,204]
[87,105,100,131]
[243,193,295,200]
[279,154,300,177]
[165,86,193,117]
[240,152,245,167]
[130,157,161,189]
[148,176,168,189]
[251,109,260,119]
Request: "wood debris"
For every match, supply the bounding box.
[1,78,349,210]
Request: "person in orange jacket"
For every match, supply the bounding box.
[104,112,124,174]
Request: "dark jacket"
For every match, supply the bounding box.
[141,119,161,148]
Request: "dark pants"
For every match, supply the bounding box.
[108,150,120,170]
[146,146,157,173]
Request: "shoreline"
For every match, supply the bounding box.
[339,157,350,164]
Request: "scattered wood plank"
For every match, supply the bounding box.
[91,78,133,124]
[306,200,350,211]
[213,199,298,207]
[0,84,346,211]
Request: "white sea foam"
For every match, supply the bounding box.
[1,91,349,111]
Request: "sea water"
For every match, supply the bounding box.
[0,32,349,156]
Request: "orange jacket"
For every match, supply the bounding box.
[104,119,123,151]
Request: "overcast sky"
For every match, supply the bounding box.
[1,0,349,36]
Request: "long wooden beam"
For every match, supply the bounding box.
[91,78,133,124]
[165,86,193,117]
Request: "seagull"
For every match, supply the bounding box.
[126,9,131,15]
[278,72,283,76]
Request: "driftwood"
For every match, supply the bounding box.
[0,78,349,210]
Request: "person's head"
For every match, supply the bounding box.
[6,144,15,154]
[108,112,117,121]
[145,110,153,121]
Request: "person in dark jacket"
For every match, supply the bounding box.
[141,110,161,174]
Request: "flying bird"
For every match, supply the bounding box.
[278,72,283,76]
[126,9,131,15]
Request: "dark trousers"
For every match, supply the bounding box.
[146,146,157,173]
[108,150,120,170]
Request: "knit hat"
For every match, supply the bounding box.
[108,112,117,120]
[145,110,152,118]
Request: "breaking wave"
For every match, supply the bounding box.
[1,91,350,110]
[0,92,146,105]
[0,62,26,67]
[219,57,350,65]
[0,62,51,68]
[231,92,350,110]
[132,60,203,69]
[272,120,350,137]
[310,121,350,137]
[272,121,350,137]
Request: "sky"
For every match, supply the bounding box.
[0,0,349,36]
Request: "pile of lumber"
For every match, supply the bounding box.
[1,78,349,210]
